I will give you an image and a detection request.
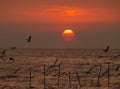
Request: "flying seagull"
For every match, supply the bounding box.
[27,35,32,42]
[103,45,109,52]
[1,49,6,55]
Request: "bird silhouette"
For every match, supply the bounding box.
[1,49,6,55]
[103,45,109,52]
[0,49,7,61]
[27,35,32,42]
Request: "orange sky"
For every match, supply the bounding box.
[0,0,120,49]
[0,0,120,23]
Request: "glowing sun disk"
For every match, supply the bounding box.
[62,29,75,41]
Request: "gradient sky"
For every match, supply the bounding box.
[0,0,120,49]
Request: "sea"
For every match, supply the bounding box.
[0,49,119,89]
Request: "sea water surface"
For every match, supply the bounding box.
[0,49,119,89]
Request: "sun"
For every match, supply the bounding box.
[62,29,75,41]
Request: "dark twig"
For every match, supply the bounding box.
[68,72,71,88]
[76,71,81,88]
[107,62,111,87]
[43,64,46,89]
[57,64,61,88]
[97,64,102,87]
[29,68,32,88]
